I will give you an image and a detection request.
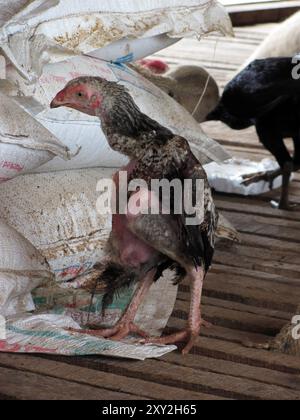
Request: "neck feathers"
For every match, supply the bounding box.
[98,87,174,158]
[110,94,144,136]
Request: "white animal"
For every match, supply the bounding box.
[243,11,300,68]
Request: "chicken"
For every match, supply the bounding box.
[133,64,220,123]
[207,57,300,210]
[270,307,300,356]
[138,59,169,74]
[51,76,218,354]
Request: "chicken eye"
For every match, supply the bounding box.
[77,92,83,97]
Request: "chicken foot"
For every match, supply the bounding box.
[142,267,210,355]
[68,270,155,341]
[271,162,297,210]
[242,168,282,189]
[242,162,300,210]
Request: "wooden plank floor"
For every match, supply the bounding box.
[1,23,300,401]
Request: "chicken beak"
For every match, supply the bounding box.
[50,98,62,109]
[50,89,68,109]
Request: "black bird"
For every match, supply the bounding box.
[207,57,300,210]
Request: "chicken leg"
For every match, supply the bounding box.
[143,267,209,355]
[271,161,294,210]
[69,270,155,340]
[242,168,282,189]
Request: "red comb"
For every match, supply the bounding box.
[139,59,169,75]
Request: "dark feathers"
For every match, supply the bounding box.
[207,57,300,169]
[109,90,174,142]
[96,260,186,315]
[207,57,300,127]
[95,263,137,316]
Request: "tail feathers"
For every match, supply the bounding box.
[93,262,138,316]
[93,260,186,317]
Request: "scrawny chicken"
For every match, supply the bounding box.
[51,77,218,354]
[207,57,300,210]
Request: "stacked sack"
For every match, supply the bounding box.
[0,219,53,317]
[0,0,233,357]
[0,82,70,318]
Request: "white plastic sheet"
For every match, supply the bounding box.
[206,158,284,196]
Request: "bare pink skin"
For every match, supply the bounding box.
[75,166,209,350]
[50,83,102,116]
[70,163,158,341]
[113,162,157,268]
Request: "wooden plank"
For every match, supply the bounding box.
[205,269,300,303]
[62,356,300,400]
[239,231,300,253]
[228,1,300,26]
[212,263,300,287]
[219,240,300,265]
[163,351,300,393]
[233,24,277,39]
[194,272,299,312]
[0,354,218,401]
[164,317,300,375]
[154,26,265,73]
[217,244,300,270]
[204,123,297,158]
[214,249,300,280]
[215,198,300,223]
[0,393,16,400]
[173,298,286,335]
[0,366,143,401]
[222,211,300,243]
[203,123,260,147]
[196,295,291,321]
[174,322,274,346]
[193,336,300,375]
[225,237,300,260]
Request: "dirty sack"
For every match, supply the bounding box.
[0,191,177,360]
[0,0,232,80]
[0,90,71,183]
[0,0,233,359]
